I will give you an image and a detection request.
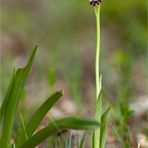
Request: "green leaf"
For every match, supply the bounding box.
[20,114,28,140]
[126,126,131,148]
[16,91,62,147]
[93,89,102,148]
[92,131,95,148]
[0,69,15,122]
[95,89,102,122]
[112,125,126,148]
[20,117,99,148]
[79,132,86,148]
[100,107,111,148]
[0,46,37,148]
[65,131,72,148]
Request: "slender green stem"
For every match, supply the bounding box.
[95,6,101,98]
[94,6,102,148]
[20,114,28,140]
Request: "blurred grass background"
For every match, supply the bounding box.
[0,0,147,113]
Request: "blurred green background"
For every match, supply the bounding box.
[0,0,147,112]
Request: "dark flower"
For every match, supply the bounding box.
[89,0,101,6]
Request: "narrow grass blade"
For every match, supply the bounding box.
[27,91,62,136]
[95,89,102,119]
[79,132,86,148]
[20,114,28,140]
[57,136,63,148]
[19,117,99,148]
[0,69,15,121]
[55,136,58,148]
[93,89,102,148]
[112,125,126,148]
[100,107,111,148]
[65,131,72,148]
[126,125,131,148]
[1,46,37,148]
[16,91,62,147]
[92,131,95,148]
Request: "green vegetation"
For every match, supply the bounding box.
[0,0,147,147]
[0,47,99,148]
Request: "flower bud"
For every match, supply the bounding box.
[89,0,101,6]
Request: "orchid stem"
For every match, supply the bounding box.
[94,5,102,148]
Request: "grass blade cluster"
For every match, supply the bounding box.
[0,46,99,148]
[19,117,99,148]
[0,46,37,148]
[16,91,62,147]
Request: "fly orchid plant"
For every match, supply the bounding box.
[89,1,111,148]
